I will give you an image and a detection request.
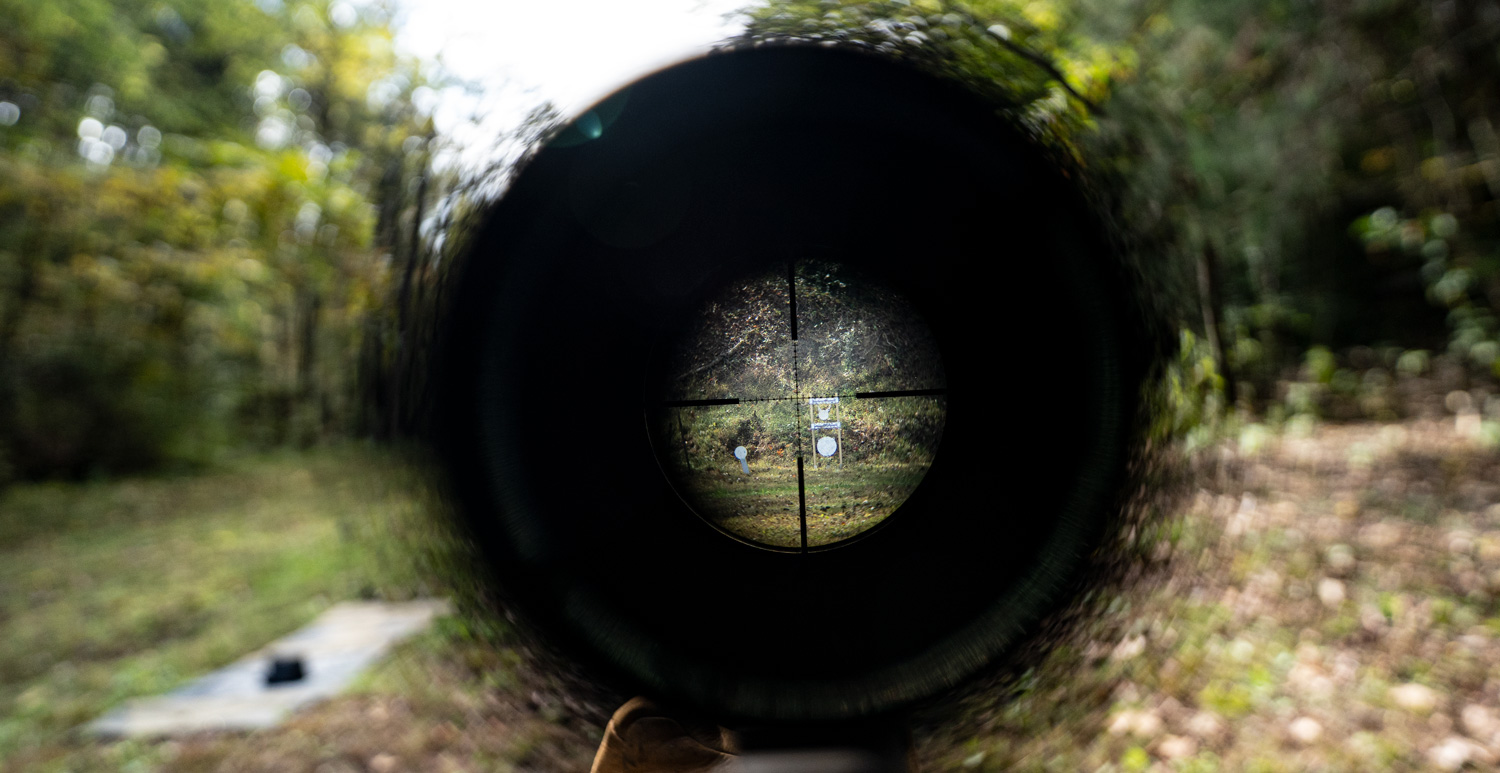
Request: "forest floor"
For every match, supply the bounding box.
[918,415,1500,773]
[5,413,1500,771]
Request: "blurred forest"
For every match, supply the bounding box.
[4,1,1500,770]
[3,0,1499,476]
[742,0,1500,449]
[0,0,467,481]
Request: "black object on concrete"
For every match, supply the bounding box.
[265,656,306,686]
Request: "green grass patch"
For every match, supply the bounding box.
[681,462,930,547]
[0,446,444,768]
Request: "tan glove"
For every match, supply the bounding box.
[590,697,738,773]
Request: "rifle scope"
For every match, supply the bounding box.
[430,43,1147,727]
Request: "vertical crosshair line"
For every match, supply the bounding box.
[789,255,808,552]
[788,256,800,398]
[677,413,692,471]
[792,341,799,396]
[797,455,807,553]
[787,257,798,342]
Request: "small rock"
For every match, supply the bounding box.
[1429,738,1469,771]
[1186,711,1224,740]
[1360,522,1402,550]
[1461,704,1495,739]
[1426,736,1494,771]
[1107,709,1164,739]
[1390,683,1440,714]
[1317,578,1346,607]
[1134,712,1164,738]
[1156,735,1197,760]
[1111,634,1147,661]
[1326,544,1357,575]
[1287,662,1334,698]
[369,753,398,773]
[1288,716,1323,745]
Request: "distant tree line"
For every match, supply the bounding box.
[0,0,442,480]
[6,0,1497,481]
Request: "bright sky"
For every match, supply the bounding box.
[393,0,750,166]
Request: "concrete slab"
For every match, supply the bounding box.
[87,599,450,737]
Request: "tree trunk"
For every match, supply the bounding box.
[1196,244,1237,406]
[298,289,322,445]
[389,135,432,439]
[0,205,47,484]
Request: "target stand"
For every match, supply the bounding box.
[809,396,842,469]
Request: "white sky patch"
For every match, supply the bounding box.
[393,0,750,172]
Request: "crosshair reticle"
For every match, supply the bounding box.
[651,258,947,551]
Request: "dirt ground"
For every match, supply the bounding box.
[154,621,611,773]
[917,416,1500,772]
[87,414,1499,772]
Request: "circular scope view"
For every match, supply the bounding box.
[651,260,946,550]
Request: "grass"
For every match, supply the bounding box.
[0,446,458,771]
[677,461,931,547]
[10,412,1500,772]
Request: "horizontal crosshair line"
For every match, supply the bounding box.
[661,388,947,408]
[661,397,741,407]
[661,396,805,407]
[853,388,948,399]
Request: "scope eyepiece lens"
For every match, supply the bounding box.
[651,259,946,551]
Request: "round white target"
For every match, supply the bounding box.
[816,436,837,457]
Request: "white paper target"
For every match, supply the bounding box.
[734,446,748,460]
[816,436,837,457]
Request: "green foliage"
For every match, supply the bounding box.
[1158,329,1228,449]
[745,0,1500,428]
[0,0,431,479]
[1355,207,1500,378]
[739,0,1131,162]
